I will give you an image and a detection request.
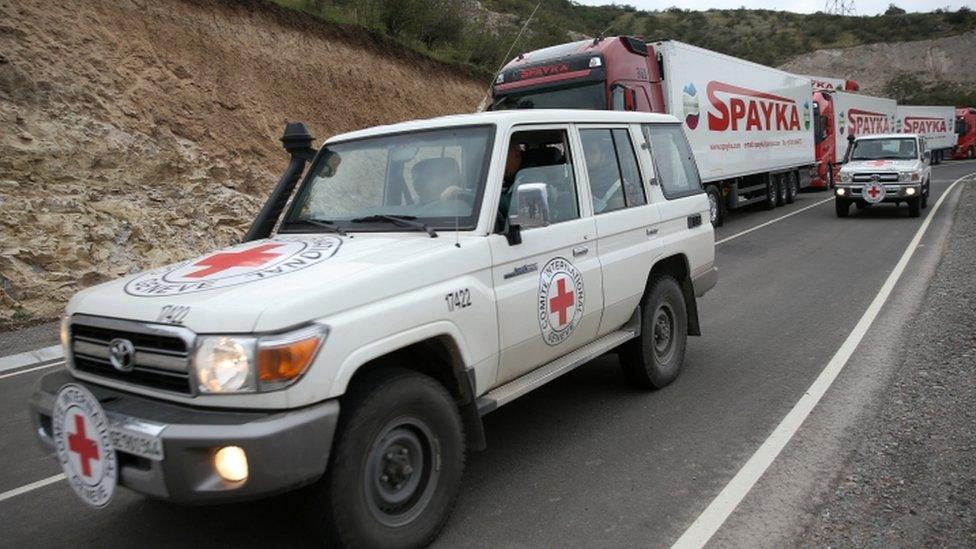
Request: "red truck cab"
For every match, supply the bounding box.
[490,36,665,113]
[811,90,836,188]
[954,107,976,160]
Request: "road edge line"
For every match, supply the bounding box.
[715,197,834,246]
[671,173,972,549]
[0,344,64,374]
[0,473,66,503]
[0,361,65,381]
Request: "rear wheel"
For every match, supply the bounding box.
[308,368,464,549]
[705,185,724,227]
[764,177,777,210]
[785,172,798,204]
[835,198,850,218]
[620,275,688,389]
[908,196,921,217]
[776,174,787,206]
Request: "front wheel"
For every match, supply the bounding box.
[835,198,850,218]
[308,368,465,548]
[619,275,688,389]
[908,196,921,217]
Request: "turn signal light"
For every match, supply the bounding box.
[257,330,323,383]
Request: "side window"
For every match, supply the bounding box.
[500,129,580,227]
[580,128,647,214]
[642,124,703,199]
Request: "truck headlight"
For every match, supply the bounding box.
[195,336,256,393]
[193,325,326,394]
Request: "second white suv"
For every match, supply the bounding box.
[835,133,932,217]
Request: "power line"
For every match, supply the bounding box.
[824,0,856,15]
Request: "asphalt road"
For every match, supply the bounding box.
[1,160,974,548]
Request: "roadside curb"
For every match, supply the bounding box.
[0,345,63,374]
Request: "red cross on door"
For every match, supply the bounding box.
[185,243,283,278]
[549,277,575,327]
[67,414,99,478]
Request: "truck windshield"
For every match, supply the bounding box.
[849,138,918,161]
[491,83,606,111]
[282,126,494,232]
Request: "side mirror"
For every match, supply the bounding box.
[506,183,550,244]
[624,87,637,111]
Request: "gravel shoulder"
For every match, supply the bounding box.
[795,182,976,546]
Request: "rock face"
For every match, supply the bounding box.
[779,29,976,95]
[0,0,485,326]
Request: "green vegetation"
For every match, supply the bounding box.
[270,0,975,78]
[883,73,976,107]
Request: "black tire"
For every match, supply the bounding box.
[705,185,724,227]
[308,368,464,549]
[775,174,787,206]
[921,182,929,209]
[619,275,688,389]
[764,177,777,210]
[969,147,975,160]
[785,172,798,204]
[908,196,921,217]
[835,198,850,218]
[826,166,835,190]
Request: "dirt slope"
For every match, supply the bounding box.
[0,0,485,326]
[780,29,976,95]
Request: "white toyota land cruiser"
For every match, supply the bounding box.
[29,110,716,547]
[834,133,932,218]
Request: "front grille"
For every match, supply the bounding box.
[852,172,899,182]
[70,316,195,395]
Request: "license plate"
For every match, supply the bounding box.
[106,412,165,461]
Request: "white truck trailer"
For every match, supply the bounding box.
[829,91,898,161]
[896,105,957,164]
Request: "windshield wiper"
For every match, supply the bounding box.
[289,218,347,236]
[350,214,438,238]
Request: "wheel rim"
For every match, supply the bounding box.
[790,177,797,196]
[779,182,786,202]
[652,303,676,363]
[708,193,718,224]
[364,417,439,528]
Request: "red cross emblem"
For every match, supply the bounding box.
[866,185,882,199]
[67,414,99,478]
[185,243,283,278]
[549,277,575,327]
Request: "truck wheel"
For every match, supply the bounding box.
[764,178,777,210]
[835,198,850,218]
[969,147,974,160]
[309,368,464,548]
[619,275,687,389]
[785,172,798,204]
[705,185,724,227]
[826,166,835,190]
[776,175,787,206]
[908,197,921,217]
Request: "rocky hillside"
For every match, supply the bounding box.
[0,0,485,326]
[780,30,976,101]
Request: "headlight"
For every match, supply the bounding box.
[193,325,326,394]
[195,336,256,393]
[911,171,921,181]
[899,171,921,182]
[839,172,852,183]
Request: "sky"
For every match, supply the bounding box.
[572,0,975,15]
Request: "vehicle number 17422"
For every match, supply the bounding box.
[445,289,471,312]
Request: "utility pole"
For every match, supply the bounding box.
[824,0,856,15]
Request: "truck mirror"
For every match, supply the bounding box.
[624,88,637,111]
[507,183,550,242]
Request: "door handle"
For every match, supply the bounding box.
[646,227,659,236]
[572,246,589,257]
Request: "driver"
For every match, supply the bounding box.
[412,158,468,207]
[497,140,523,219]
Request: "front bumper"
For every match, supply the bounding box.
[835,183,922,203]
[29,369,339,504]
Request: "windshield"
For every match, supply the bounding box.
[849,138,918,161]
[491,83,606,111]
[283,126,494,232]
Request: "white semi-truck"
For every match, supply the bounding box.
[896,105,957,164]
[490,37,817,226]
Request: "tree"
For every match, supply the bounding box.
[884,4,906,16]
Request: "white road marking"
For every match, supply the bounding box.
[0,361,64,381]
[0,474,65,503]
[0,344,63,374]
[672,172,973,549]
[715,198,834,246]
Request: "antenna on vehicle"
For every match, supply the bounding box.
[475,0,545,113]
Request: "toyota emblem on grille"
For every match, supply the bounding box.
[871,174,880,182]
[108,338,136,372]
